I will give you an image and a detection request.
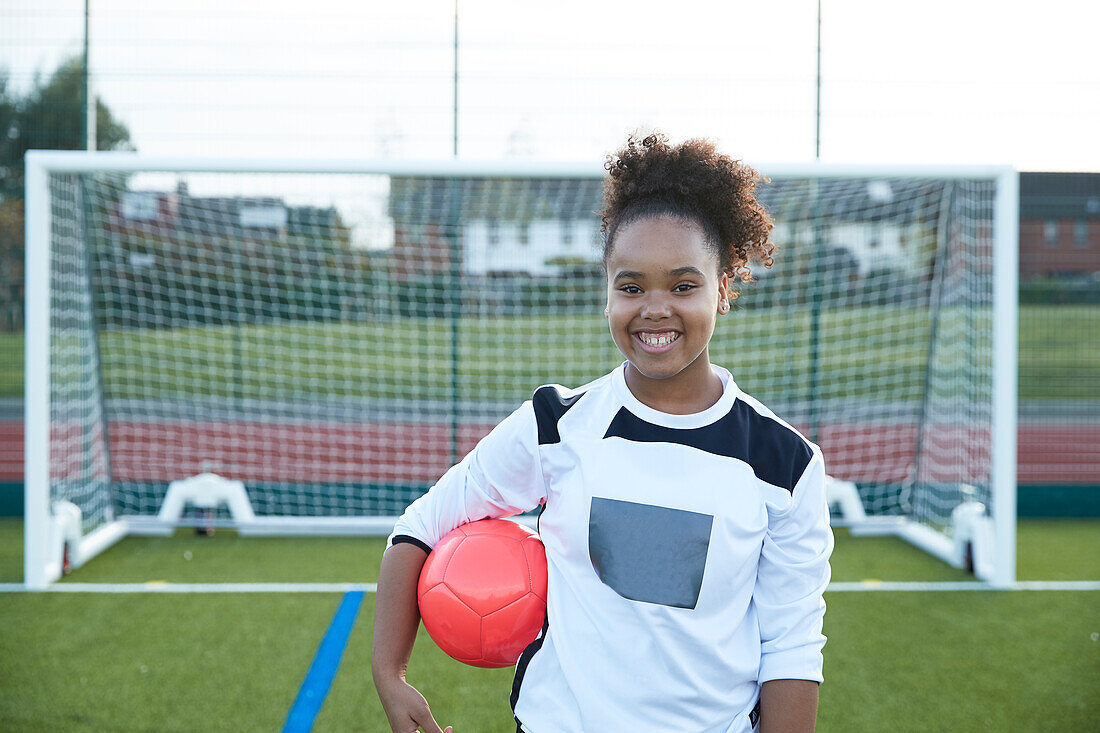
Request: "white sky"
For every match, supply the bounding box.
[3,0,1099,170]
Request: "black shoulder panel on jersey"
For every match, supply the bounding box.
[602,400,813,493]
[532,386,585,445]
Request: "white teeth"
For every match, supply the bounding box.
[641,333,677,347]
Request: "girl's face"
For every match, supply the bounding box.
[605,216,729,390]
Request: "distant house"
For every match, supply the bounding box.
[1018,173,1100,279]
[115,181,286,241]
[388,177,604,280]
[114,180,347,247]
[762,178,949,277]
[464,218,599,276]
[387,175,957,281]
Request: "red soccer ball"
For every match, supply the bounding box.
[417,519,548,668]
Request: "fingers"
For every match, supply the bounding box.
[413,708,445,733]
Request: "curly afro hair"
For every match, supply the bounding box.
[601,132,775,291]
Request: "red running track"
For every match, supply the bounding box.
[5,420,1098,486]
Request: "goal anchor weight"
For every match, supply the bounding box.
[48,500,83,576]
[951,499,995,581]
[825,476,867,524]
[157,472,256,528]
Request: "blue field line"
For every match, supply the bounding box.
[282,590,365,732]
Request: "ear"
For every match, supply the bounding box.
[717,273,730,313]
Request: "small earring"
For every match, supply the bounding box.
[719,300,729,314]
[604,308,609,317]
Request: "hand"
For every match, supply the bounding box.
[377,677,452,733]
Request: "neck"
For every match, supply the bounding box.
[623,352,724,415]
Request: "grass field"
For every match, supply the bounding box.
[1,519,1098,731]
[4,304,1097,402]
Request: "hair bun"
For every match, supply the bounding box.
[600,131,775,291]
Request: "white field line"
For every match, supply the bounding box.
[827,580,1100,592]
[0,582,377,593]
[1,581,1099,593]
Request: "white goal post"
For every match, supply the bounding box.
[25,151,1017,588]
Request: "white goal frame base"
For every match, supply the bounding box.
[828,478,997,582]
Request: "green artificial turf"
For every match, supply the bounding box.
[2,519,1097,731]
[3,519,1094,586]
[1019,306,1100,401]
[1016,519,1100,581]
[0,332,20,399]
[0,518,21,582]
[0,593,336,732]
[819,591,1100,732]
[3,590,1095,732]
[6,304,1097,400]
[56,531,388,585]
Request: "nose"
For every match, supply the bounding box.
[640,292,672,320]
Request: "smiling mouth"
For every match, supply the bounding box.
[634,331,681,353]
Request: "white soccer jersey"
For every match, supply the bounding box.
[388,363,833,733]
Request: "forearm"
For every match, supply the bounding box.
[759,678,819,733]
[371,542,429,687]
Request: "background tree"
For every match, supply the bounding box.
[0,56,133,331]
[0,56,133,201]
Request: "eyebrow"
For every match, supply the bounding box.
[613,270,645,283]
[669,266,706,278]
[613,266,706,283]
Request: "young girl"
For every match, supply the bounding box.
[372,133,832,733]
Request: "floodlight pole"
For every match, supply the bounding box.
[453,0,459,158]
[814,0,822,161]
[448,0,461,464]
[83,0,95,151]
[808,0,823,442]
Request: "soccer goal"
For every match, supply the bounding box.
[24,152,1017,588]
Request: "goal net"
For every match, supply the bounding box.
[24,154,1017,587]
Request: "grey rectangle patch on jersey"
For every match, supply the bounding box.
[588,497,713,609]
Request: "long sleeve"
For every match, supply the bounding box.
[386,400,546,551]
[753,448,834,684]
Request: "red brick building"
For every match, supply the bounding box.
[1019,172,1100,279]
